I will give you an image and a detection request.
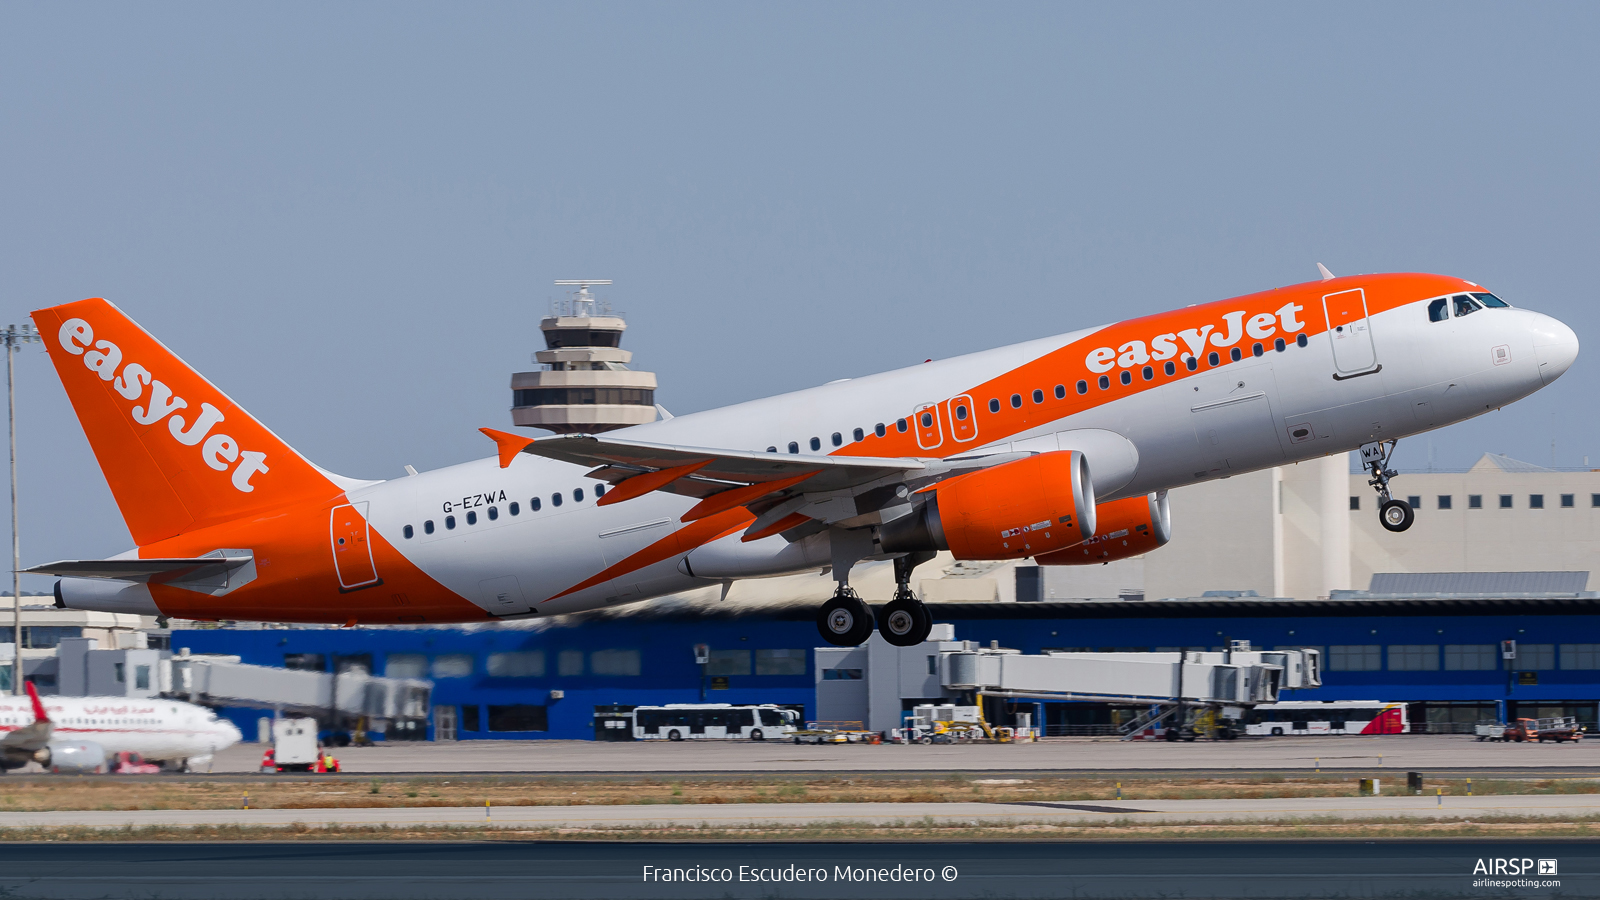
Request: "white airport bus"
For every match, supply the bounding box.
[633,704,800,741]
[1244,701,1409,736]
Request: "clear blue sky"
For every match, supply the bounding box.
[3,3,1597,583]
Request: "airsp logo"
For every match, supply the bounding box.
[1472,858,1555,875]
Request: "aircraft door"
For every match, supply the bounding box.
[947,394,978,443]
[912,403,944,450]
[330,502,381,591]
[1322,289,1379,376]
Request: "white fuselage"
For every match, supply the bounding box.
[0,695,242,763]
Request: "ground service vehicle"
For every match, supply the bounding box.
[1244,701,1408,735]
[30,274,1577,648]
[1481,717,1583,743]
[633,704,798,741]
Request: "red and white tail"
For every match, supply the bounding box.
[25,681,49,724]
[33,298,339,546]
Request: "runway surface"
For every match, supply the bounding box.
[5,792,1597,829]
[0,841,1592,899]
[199,733,1599,775]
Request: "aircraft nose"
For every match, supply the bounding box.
[1533,314,1580,386]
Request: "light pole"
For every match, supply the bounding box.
[3,322,39,695]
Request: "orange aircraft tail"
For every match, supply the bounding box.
[33,298,340,546]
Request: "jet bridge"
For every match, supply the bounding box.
[168,653,431,736]
[816,627,1319,734]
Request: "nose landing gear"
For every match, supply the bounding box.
[1361,440,1415,533]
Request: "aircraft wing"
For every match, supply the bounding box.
[24,556,254,584]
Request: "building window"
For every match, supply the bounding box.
[591,649,641,676]
[1499,495,1513,509]
[20,626,81,650]
[1560,644,1600,670]
[460,705,481,732]
[486,651,545,678]
[822,668,863,680]
[558,649,584,676]
[1530,494,1545,509]
[385,653,428,678]
[513,387,654,407]
[284,653,326,671]
[403,525,414,539]
[1562,494,1575,508]
[135,665,150,690]
[487,704,548,732]
[1468,495,1482,509]
[1438,495,1452,510]
[755,649,807,676]
[1407,496,1421,509]
[1328,645,1381,671]
[430,654,474,678]
[1520,644,1556,670]
[706,649,751,677]
[1387,645,1440,671]
[1593,494,1600,508]
[1349,496,1360,511]
[1443,644,1497,671]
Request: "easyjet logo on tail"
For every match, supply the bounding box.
[57,318,270,493]
[1084,302,1307,373]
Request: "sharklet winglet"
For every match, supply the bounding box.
[479,428,537,469]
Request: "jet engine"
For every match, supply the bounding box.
[40,740,107,774]
[880,450,1096,560]
[1034,491,1170,565]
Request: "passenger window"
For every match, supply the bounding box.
[1186,356,1199,371]
[788,441,799,453]
[1453,294,1481,317]
[831,432,842,447]
[874,423,886,437]
[1428,298,1449,322]
[1142,365,1153,380]
[466,511,477,525]
[574,488,584,502]
[1296,333,1308,347]
[1164,361,1176,376]
[1229,347,1242,362]
[531,497,541,511]
[766,446,777,453]
[424,520,435,534]
[1054,384,1065,399]
[445,515,456,530]
[809,437,821,451]
[853,427,864,441]
[1471,292,1510,308]
[988,398,1000,413]
[1076,380,1088,394]
[1098,374,1110,390]
[896,419,908,433]
[953,405,968,421]
[1208,351,1220,366]
[595,484,605,498]
[510,502,520,516]
[1119,370,1132,385]
[1274,337,1286,352]
[403,525,414,539]
[552,492,563,507]
[487,506,498,521]
[1252,343,1263,357]
[1010,394,1022,408]
[1032,389,1043,404]
[919,412,933,428]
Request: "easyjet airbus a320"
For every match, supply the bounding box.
[29,269,1578,647]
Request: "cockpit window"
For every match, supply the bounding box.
[1428,298,1449,322]
[1471,292,1510,308]
[1452,294,1481,317]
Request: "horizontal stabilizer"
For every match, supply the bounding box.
[25,555,253,583]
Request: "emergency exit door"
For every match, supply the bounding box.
[1323,288,1379,376]
[330,502,381,591]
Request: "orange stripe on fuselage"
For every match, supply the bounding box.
[543,507,756,602]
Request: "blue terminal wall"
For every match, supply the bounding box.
[173,598,1600,740]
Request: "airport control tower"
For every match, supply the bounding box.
[510,280,658,433]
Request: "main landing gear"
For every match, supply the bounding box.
[815,551,935,648]
[1361,440,1414,533]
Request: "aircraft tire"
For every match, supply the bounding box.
[879,596,932,647]
[1380,499,1415,532]
[817,594,875,646]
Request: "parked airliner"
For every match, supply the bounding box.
[0,683,241,772]
[29,268,1578,646]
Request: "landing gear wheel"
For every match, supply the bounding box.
[879,594,932,646]
[817,591,875,646]
[1380,499,1415,532]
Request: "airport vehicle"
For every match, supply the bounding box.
[0,683,242,773]
[1243,700,1409,735]
[632,703,798,741]
[1478,717,1583,743]
[266,718,321,771]
[29,272,1577,647]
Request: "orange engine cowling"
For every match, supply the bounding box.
[1034,491,1170,565]
[879,450,1096,560]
